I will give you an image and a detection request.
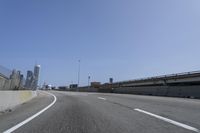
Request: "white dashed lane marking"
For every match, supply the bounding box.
[98,97,106,100]
[134,108,200,133]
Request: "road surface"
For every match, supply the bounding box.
[0,91,200,133]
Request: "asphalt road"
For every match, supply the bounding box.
[0,91,200,133]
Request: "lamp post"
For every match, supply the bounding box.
[77,60,80,88]
[88,75,90,88]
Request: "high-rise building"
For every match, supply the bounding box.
[19,74,25,88]
[25,65,40,90]
[25,70,34,89]
[33,65,40,89]
[109,78,113,84]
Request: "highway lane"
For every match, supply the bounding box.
[0,91,54,133]
[0,91,200,133]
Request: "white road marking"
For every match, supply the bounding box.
[134,108,200,133]
[3,91,57,133]
[98,97,106,100]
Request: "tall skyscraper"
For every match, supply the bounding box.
[25,70,34,89]
[25,65,40,90]
[33,65,40,89]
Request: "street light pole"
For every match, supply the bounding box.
[88,75,90,88]
[77,60,80,87]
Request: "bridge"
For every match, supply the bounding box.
[113,71,200,87]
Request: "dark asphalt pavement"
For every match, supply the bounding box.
[0,91,200,133]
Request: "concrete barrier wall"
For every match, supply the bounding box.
[0,91,37,112]
[113,86,200,98]
[66,87,98,92]
[78,87,98,92]
[64,85,200,99]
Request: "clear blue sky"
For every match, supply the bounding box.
[1,0,200,86]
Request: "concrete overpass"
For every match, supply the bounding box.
[113,71,200,87]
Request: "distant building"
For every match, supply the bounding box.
[109,78,113,84]
[0,65,26,90]
[69,84,78,88]
[58,86,68,90]
[25,70,34,89]
[0,73,9,90]
[25,65,40,90]
[10,70,21,90]
[0,64,39,90]
[19,74,25,89]
[33,65,40,89]
[91,82,101,88]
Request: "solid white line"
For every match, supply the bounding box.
[98,97,106,100]
[134,108,200,133]
[3,91,57,133]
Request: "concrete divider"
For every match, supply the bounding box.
[0,91,37,112]
[113,86,200,99]
[64,85,200,99]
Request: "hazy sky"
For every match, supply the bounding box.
[1,0,200,86]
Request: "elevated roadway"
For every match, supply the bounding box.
[112,71,200,87]
[0,91,200,133]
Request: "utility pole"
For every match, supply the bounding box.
[88,75,90,88]
[77,60,80,87]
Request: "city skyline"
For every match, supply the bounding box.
[1,0,200,86]
[25,65,40,89]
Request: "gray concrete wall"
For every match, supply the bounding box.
[113,86,200,98]
[64,87,98,92]
[79,87,98,92]
[0,91,37,112]
[65,85,200,99]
